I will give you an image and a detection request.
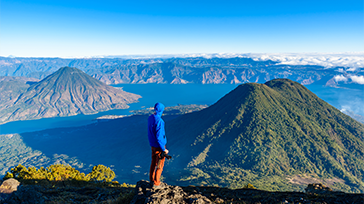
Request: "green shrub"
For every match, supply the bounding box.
[3,164,116,184]
[244,183,256,189]
[89,164,115,182]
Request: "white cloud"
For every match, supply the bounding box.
[349,75,364,85]
[181,52,364,69]
[333,74,364,84]
[334,75,348,82]
[245,52,364,69]
[347,67,357,72]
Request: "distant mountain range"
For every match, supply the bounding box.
[4,79,363,193]
[0,57,362,86]
[0,67,140,124]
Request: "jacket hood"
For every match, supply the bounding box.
[154,103,165,116]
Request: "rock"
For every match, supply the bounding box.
[186,193,212,204]
[0,178,20,193]
[130,180,213,204]
[305,183,333,194]
[214,197,224,203]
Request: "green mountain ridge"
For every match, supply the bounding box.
[0,67,140,124]
[165,79,364,192]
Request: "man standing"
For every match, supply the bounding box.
[148,102,168,188]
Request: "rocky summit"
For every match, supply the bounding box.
[130,180,212,204]
[0,179,363,204]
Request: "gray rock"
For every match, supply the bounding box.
[0,178,20,193]
[130,180,212,204]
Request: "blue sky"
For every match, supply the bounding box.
[0,0,363,57]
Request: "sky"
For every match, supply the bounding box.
[0,0,363,57]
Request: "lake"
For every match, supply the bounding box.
[0,83,362,134]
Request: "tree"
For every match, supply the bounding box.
[89,165,115,182]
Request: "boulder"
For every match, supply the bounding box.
[305,183,333,194]
[130,180,212,204]
[0,178,20,193]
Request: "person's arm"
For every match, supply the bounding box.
[155,120,166,152]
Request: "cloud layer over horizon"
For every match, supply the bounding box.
[335,74,364,85]
[3,52,364,70]
[246,53,364,69]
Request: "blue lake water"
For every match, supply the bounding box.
[0,83,363,134]
[305,84,364,116]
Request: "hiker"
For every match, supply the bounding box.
[148,102,168,188]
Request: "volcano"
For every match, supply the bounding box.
[0,67,140,123]
[166,79,364,192]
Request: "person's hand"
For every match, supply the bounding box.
[164,149,169,154]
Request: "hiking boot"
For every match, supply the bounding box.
[153,182,167,190]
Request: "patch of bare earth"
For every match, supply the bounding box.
[287,174,345,187]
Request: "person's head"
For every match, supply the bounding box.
[154,102,165,116]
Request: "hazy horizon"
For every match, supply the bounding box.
[2,52,364,70]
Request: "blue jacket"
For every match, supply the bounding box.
[148,103,166,151]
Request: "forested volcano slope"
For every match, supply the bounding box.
[166,79,364,192]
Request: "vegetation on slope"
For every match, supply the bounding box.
[2,164,135,204]
[4,164,116,184]
[0,77,38,112]
[166,79,364,192]
[0,134,85,176]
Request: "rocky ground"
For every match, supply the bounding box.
[0,179,134,204]
[131,180,364,204]
[0,179,363,204]
[130,180,212,204]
